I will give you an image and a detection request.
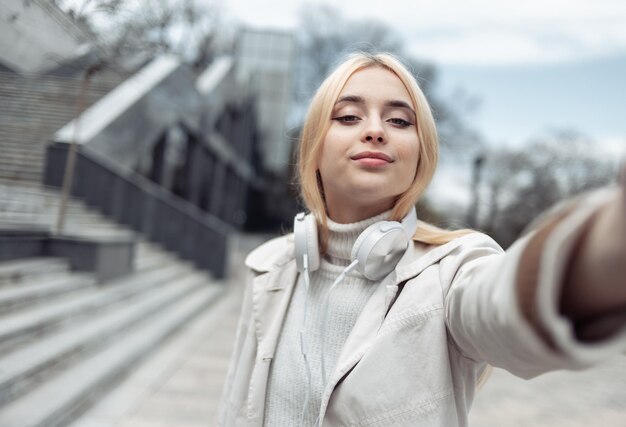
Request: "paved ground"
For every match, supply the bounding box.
[71,233,626,427]
[470,356,626,427]
[70,233,269,427]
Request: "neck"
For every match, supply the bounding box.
[324,210,391,266]
[325,196,394,224]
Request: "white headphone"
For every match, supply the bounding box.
[293,207,418,281]
[293,208,418,425]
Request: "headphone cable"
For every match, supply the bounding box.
[300,254,313,425]
[320,259,359,390]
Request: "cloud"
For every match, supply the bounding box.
[397,1,626,65]
[299,0,626,66]
[407,32,573,66]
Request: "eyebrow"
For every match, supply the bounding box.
[335,95,416,118]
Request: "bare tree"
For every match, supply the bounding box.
[54,0,229,70]
[478,130,617,247]
[295,3,403,99]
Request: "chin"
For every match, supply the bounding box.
[350,185,398,205]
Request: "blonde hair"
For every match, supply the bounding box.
[298,52,474,251]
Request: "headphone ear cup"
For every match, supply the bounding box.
[351,221,409,280]
[294,213,320,272]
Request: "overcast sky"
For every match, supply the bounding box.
[225,0,626,156]
[227,0,626,65]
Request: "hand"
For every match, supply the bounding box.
[560,161,626,335]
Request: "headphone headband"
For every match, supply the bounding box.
[294,207,418,279]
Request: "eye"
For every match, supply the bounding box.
[388,118,413,127]
[331,115,361,124]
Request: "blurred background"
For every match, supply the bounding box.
[0,0,624,426]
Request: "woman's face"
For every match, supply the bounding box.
[318,66,420,223]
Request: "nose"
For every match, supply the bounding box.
[365,135,384,143]
[361,118,386,144]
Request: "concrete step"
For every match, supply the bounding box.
[0,283,223,427]
[0,271,210,406]
[0,149,43,159]
[0,149,42,158]
[0,208,113,222]
[0,223,134,241]
[0,213,126,230]
[0,258,69,286]
[0,129,49,138]
[133,251,176,271]
[0,147,44,158]
[0,76,118,89]
[0,222,131,241]
[0,179,41,189]
[0,151,43,159]
[0,152,43,162]
[69,285,242,427]
[0,80,117,94]
[0,157,44,169]
[0,186,93,212]
[0,273,96,316]
[0,162,42,174]
[0,263,188,349]
[0,89,110,103]
[0,145,232,427]
[0,158,44,168]
[0,170,41,183]
[134,240,168,257]
[0,171,42,182]
[0,195,98,216]
[0,201,92,217]
[0,184,83,200]
[0,109,76,121]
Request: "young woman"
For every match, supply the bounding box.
[217,52,626,426]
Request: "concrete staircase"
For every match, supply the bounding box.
[0,71,122,185]
[0,183,227,427]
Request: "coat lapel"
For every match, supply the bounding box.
[247,259,298,423]
[251,259,298,358]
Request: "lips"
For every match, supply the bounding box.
[350,151,394,163]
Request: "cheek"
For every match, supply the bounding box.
[319,129,349,169]
[396,141,420,178]
[317,138,341,179]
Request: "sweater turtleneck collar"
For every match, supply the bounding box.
[323,210,392,267]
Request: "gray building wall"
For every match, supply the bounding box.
[0,0,91,74]
[235,29,296,176]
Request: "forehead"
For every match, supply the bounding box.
[339,66,411,103]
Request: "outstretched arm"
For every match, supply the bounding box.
[518,164,626,344]
[444,164,626,379]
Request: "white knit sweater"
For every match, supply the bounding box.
[263,212,390,426]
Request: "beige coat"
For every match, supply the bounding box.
[217,188,625,427]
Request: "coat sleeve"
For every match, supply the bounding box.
[442,187,626,379]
